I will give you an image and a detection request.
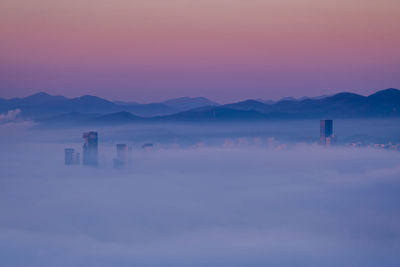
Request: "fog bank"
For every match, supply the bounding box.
[1,122,400,266]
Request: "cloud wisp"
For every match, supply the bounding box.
[0,108,21,123]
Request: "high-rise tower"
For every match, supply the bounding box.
[65,148,75,165]
[113,144,129,168]
[64,148,80,165]
[320,120,336,145]
[83,131,98,166]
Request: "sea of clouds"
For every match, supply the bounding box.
[1,121,400,266]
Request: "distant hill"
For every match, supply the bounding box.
[225,99,268,111]
[0,93,218,119]
[113,100,140,106]
[37,112,100,127]
[2,88,400,126]
[278,94,331,102]
[124,103,177,117]
[225,88,400,119]
[154,107,269,122]
[256,95,330,104]
[90,111,145,124]
[162,97,219,111]
[256,99,275,105]
[0,93,118,119]
[367,88,400,104]
[37,111,145,128]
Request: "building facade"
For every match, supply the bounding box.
[64,148,80,165]
[83,131,98,166]
[113,144,129,168]
[320,120,337,145]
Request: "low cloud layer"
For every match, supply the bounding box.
[0,108,21,123]
[1,123,400,266]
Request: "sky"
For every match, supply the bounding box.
[1,121,400,266]
[1,0,400,102]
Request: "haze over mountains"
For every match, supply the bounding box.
[0,93,219,118]
[1,88,399,126]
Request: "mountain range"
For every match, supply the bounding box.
[0,93,219,119]
[1,88,399,126]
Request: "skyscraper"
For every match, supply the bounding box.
[320,120,336,145]
[65,148,80,165]
[65,148,75,165]
[75,152,80,165]
[83,131,98,166]
[113,144,129,168]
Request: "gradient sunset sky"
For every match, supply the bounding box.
[1,0,399,102]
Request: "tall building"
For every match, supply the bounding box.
[75,152,80,165]
[320,120,336,145]
[65,148,80,165]
[83,131,98,166]
[65,148,75,165]
[113,144,129,168]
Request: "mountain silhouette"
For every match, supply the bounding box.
[224,88,400,118]
[162,97,219,111]
[0,93,218,119]
[2,88,400,126]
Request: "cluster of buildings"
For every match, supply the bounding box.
[368,143,400,150]
[346,142,400,151]
[66,120,373,167]
[65,121,338,167]
[318,120,400,150]
[220,120,337,149]
[65,131,99,167]
[65,131,142,168]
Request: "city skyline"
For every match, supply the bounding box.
[1,0,399,102]
[1,1,400,266]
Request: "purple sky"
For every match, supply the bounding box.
[1,0,399,103]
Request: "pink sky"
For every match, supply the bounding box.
[0,0,399,102]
